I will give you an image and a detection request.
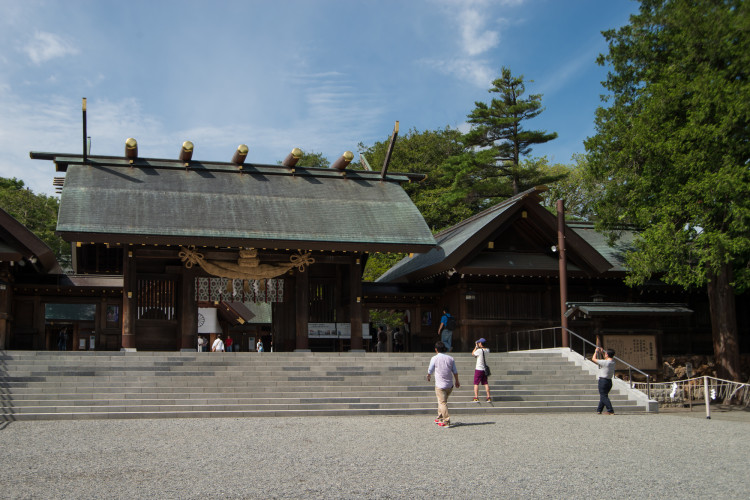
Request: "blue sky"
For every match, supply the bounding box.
[0,0,639,196]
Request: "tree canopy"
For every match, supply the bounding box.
[0,177,70,269]
[584,0,750,379]
[541,154,601,220]
[359,126,472,232]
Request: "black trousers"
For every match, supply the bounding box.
[597,377,614,413]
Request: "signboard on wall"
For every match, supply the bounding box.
[603,335,658,371]
[308,323,371,339]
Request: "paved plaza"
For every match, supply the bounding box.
[0,410,748,499]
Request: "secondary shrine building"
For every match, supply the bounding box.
[28,145,435,352]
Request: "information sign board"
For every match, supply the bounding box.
[603,334,658,370]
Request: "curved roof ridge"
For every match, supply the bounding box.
[433,186,544,240]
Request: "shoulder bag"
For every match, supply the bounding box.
[481,348,491,377]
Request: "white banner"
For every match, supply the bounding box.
[197,308,222,334]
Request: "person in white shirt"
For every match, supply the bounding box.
[472,338,491,402]
[211,335,225,352]
[593,347,616,414]
[256,339,264,352]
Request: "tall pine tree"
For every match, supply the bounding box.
[464,67,561,195]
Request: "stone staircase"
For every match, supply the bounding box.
[0,349,655,421]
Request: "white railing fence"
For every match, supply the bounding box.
[632,376,750,419]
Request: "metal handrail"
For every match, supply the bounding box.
[564,327,652,400]
[496,327,652,400]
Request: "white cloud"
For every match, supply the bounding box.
[23,31,79,65]
[423,1,516,87]
[456,121,472,134]
[421,57,494,88]
[459,9,500,56]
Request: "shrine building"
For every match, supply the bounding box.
[28,139,436,352]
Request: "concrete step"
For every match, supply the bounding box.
[0,349,654,421]
[3,399,642,416]
[2,393,637,407]
[0,391,636,400]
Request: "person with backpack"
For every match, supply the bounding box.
[438,307,455,352]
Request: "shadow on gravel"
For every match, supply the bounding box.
[0,422,11,431]
[449,421,496,428]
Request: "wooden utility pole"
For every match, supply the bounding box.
[557,199,569,348]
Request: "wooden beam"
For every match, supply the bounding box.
[380,121,399,179]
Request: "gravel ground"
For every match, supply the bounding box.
[0,412,747,499]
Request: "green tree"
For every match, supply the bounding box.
[0,177,71,269]
[541,154,600,220]
[464,67,562,195]
[359,127,470,281]
[359,127,471,231]
[363,252,406,282]
[295,151,330,168]
[584,0,750,379]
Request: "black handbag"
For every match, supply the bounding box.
[481,349,491,377]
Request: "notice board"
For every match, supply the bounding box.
[602,334,658,370]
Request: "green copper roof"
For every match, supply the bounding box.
[52,159,436,252]
[565,302,693,318]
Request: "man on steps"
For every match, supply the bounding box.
[437,308,454,352]
[593,347,616,415]
[427,341,460,427]
[211,334,225,352]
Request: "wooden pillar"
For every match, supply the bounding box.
[557,199,569,348]
[121,248,136,350]
[180,267,198,350]
[414,304,422,352]
[33,295,43,350]
[0,269,11,349]
[458,286,470,352]
[349,256,363,351]
[295,269,309,351]
[96,297,107,351]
